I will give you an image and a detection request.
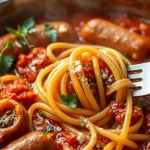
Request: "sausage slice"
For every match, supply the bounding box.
[81,18,150,60]
[2,131,57,150]
[0,99,29,148]
[0,22,74,58]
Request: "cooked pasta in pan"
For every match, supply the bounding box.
[1,3,150,149]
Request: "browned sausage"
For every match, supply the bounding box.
[0,99,29,148]
[81,18,150,60]
[2,131,57,150]
[0,22,74,58]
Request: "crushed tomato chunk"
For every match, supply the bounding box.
[109,101,143,125]
[54,131,79,150]
[0,79,36,109]
[16,47,50,83]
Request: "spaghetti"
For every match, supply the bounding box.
[20,42,150,149]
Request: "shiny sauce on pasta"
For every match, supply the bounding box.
[0,9,150,150]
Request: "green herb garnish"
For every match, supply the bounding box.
[123,52,130,59]
[60,93,77,108]
[44,125,53,134]
[124,60,129,69]
[6,17,35,48]
[140,101,147,109]
[21,17,35,34]
[44,23,57,42]
[81,119,86,127]
[0,40,14,75]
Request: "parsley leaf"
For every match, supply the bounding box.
[44,23,53,30]
[44,23,57,42]
[18,38,27,46]
[60,93,77,108]
[0,40,14,75]
[28,28,36,34]
[6,17,35,48]
[124,60,129,69]
[0,56,14,75]
[6,28,19,36]
[81,119,86,127]
[44,125,52,134]
[140,101,147,109]
[21,17,35,34]
[123,52,130,59]
[6,40,13,49]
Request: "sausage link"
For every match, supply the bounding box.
[0,22,74,58]
[81,18,150,60]
[0,99,29,148]
[2,131,57,150]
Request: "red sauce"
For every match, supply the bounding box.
[144,113,150,134]
[32,111,79,150]
[67,59,114,105]
[1,8,150,149]
[101,136,111,145]
[100,13,150,37]
[82,60,98,98]
[98,59,115,88]
[54,131,79,150]
[32,111,62,133]
[0,79,36,109]
[141,140,150,150]
[109,101,143,125]
[16,47,50,83]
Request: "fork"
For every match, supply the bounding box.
[127,62,150,97]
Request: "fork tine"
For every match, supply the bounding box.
[132,82,143,88]
[132,89,145,97]
[128,73,143,80]
[127,62,150,97]
[127,63,144,71]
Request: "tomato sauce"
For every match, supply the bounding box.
[32,111,80,150]
[109,101,143,125]
[16,47,50,83]
[1,7,150,150]
[67,59,114,104]
[0,79,36,109]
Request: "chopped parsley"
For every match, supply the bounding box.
[0,40,14,75]
[21,17,36,34]
[123,52,130,59]
[6,17,35,48]
[124,60,129,69]
[60,93,77,108]
[140,101,147,109]
[81,119,86,127]
[44,23,57,42]
[44,125,52,134]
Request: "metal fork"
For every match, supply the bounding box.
[127,62,150,97]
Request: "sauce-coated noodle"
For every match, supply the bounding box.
[25,42,149,149]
